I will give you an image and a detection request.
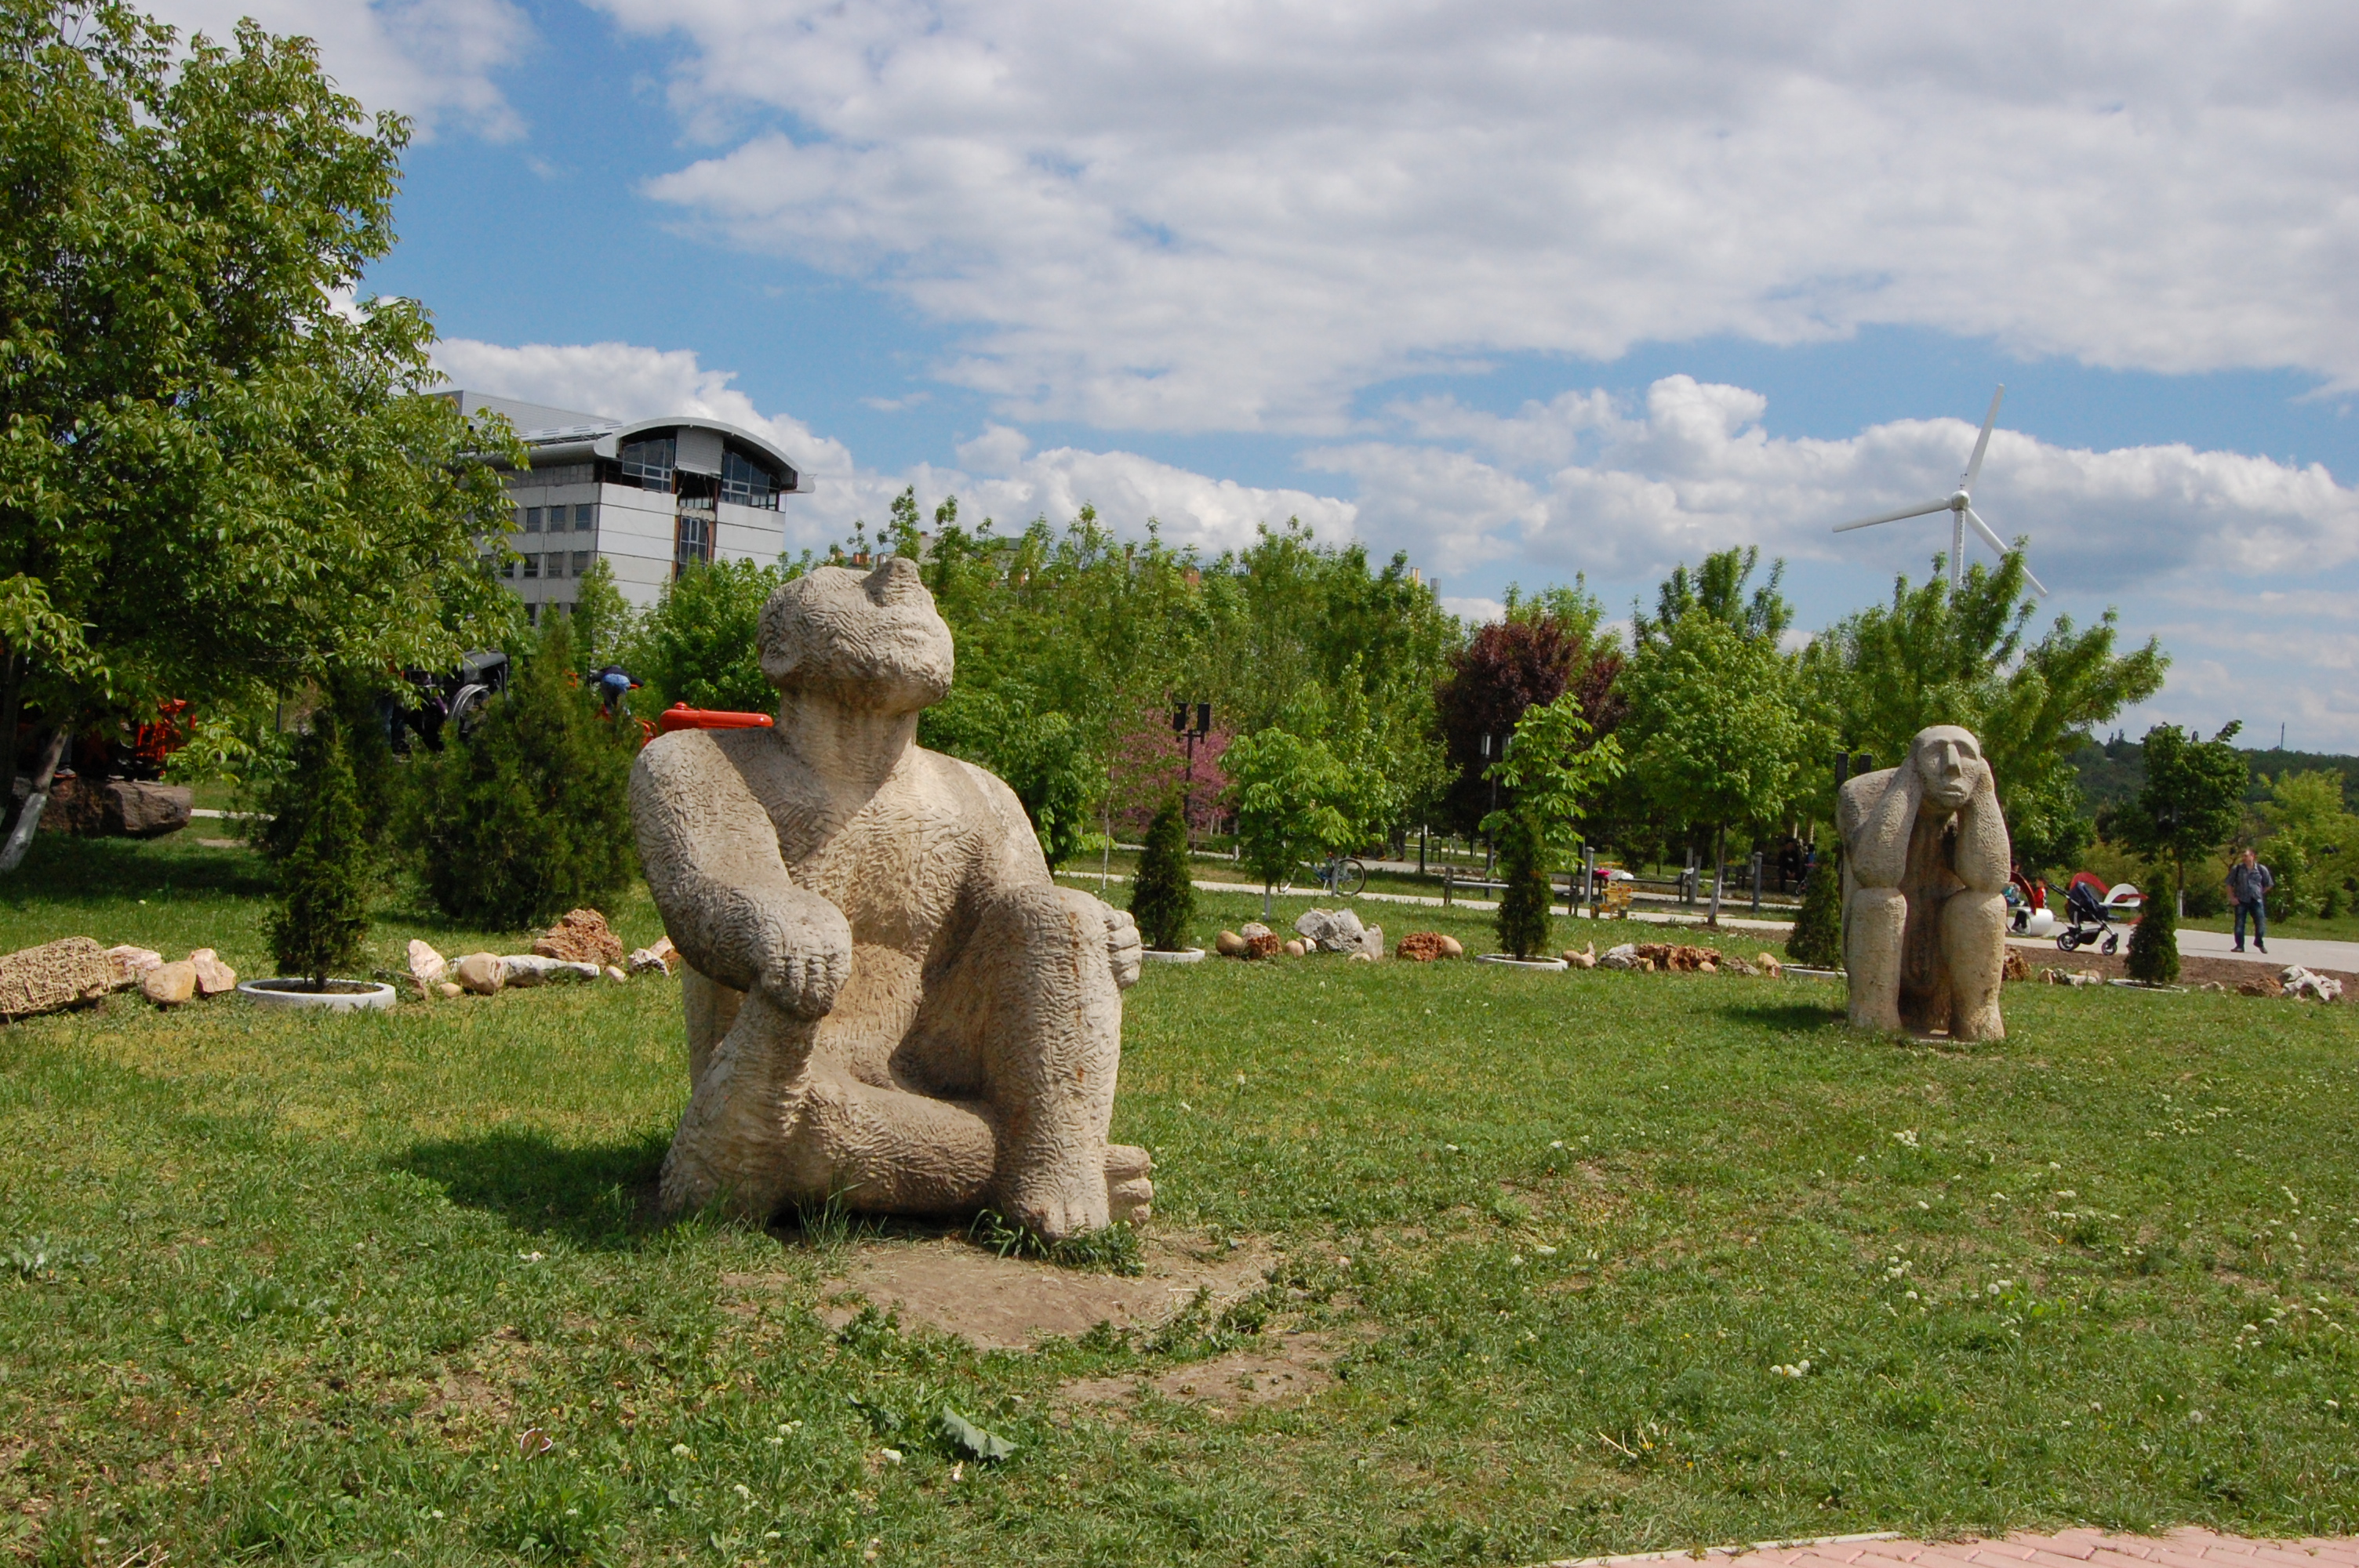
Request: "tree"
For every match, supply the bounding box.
[2125,883,2180,985]
[1493,806,1553,960]
[570,557,637,681]
[1223,727,1355,919]
[627,558,783,714]
[1630,546,1791,653]
[1621,612,1809,924]
[2254,770,2359,920]
[1798,553,2165,877]
[2104,723,2247,916]
[1479,689,1624,862]
[258,708,370,989]
[0,1,518,853]
[920,682,1096,869]
[1433,593,1623,837]
[1786,844,1843,968]
[1129,799,1196,952]
[409,617,638,928]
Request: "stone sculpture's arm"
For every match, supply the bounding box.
[1839,765,1921,890]
[1952,765,2010,892]
[953,754,1143,991]
[631,735,852,1018]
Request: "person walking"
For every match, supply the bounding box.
[2226,848,2274,953]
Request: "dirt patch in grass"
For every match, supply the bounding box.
[759,1232,1280,1351]
[2012,945,2357,989]
[1057,1327,1351,1414]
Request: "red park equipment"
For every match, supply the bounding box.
[656,703,775,735]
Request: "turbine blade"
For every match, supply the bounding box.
[1965,506,2048,596]
[1961,383,2004,489]
[1833,499,1950,532]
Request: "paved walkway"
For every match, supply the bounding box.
[1536,1528,2359,1568]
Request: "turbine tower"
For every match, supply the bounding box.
[1832,386,2048,596]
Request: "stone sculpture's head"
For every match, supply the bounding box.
[1910,724,1987,812]
[758,556,954,714]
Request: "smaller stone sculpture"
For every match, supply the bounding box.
[1837,724,2009,1039]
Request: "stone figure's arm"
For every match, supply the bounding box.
[1838,766,1918,889]
[951,754,1140,990]
[631,735,852,1018]
[1953,766,2010,892]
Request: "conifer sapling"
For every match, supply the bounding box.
[1129,797,1197,953]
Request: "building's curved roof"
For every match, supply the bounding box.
[514,416,802,481]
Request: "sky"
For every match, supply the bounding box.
[151,0,2359,750]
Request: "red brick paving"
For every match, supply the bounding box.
[1537,1530,2359,1568]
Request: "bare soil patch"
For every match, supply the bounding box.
[2011,945,2356,990]
[1057,1327,1350,1414]
[751,1232,1278,1352]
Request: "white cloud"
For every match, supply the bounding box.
[588,0,2359,430]
[1441,596,1507,627]
[144,0,530,140]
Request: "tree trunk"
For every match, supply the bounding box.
[1707,826,1726,926]
[0,728,68,873]
[0,651,20,816]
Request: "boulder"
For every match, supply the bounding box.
[104,945,163,989]
[436,981,465,1000]
[1358,924,1385,959]
[2282,966,2343,1003]
[140,960,197,1006]
[1245,933,1284,960]
[37,778,191,838]
[2237,972,2283,998]
[0,937,115,1019]
[1720,955,1758,976]
[500,954,600,987]
[407,940,449,990]
[1754,951,1784,979]
[2001,948,2032,982]
[1240,922,1274,942]
[1601,942,1641,971]
[1293,907,1367,953]
[1215,930,1249,958]
[627,936,676,976]
[1395,931,1448,962]
[1283,938,1307,958]
[1561,942,1598,970]
[603,964,629,984]
[1436,934,1464,960]
[187,949,237,996]
[453,952,505,995]
[533,908,624,968]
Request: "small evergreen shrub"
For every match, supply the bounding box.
[410,618,638,929]
[260,709,372,988]
[1129,797,1196,952]
[1493,808,1552,960]
[2125,879,2180,985]
[1786,843,1843,968]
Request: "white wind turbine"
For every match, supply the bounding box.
[1832,385,2048,596]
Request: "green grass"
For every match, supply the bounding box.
[5,838,2358,1564]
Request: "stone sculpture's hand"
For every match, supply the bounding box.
[1102,903,1143,990]
[752,892,855,1018]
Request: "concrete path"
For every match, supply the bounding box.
[1536,1528,2359,1568]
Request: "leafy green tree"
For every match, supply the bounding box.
[569,557,637,681]
[2254,770,2359,919]
[1492,806,1553,960]
[627,558,783,714]
[2125,883,2180,985]
[1630,546,1791,652]
[1128,799,1196,952]
[1479,689,1625,862]
[1622,613,1809,924]
[1434,591,1622,840]
[1223,728,1355,919]
[409,617,637,928]
[2103,723,2247,916]
[921,682,1096,869]
[1786,844,1843,968]
[258,708,371,989]
[0,0,518,848]
[1798,554,2165,874]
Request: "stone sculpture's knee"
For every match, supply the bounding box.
[1942,888,2007,1042]
[1845,886,1906,1032]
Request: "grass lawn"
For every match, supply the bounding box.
[4,836,2358,1564]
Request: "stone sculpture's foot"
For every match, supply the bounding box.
[1107,1143,1154,1225]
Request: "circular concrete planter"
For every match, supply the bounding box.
[1475,953,1569,971]
[1140,948,1207,964]
[237,978,398,1013]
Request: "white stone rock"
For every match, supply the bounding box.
[1293,907,1367,953]
[499,955,599,986]
[1601,943,1640,971]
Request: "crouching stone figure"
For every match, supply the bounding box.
[1837,724,2009,1040]
[631,556,1151,1239]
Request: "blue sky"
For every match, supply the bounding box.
[155,0,2359,749]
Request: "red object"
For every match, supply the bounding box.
[656,703,774,734]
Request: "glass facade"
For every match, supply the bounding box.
[620,437,676,491]
[722,448,783,510]
[674,511,711,575]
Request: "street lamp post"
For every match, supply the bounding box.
[1172,700,1212,848]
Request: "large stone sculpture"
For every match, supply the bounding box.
[1836,724,2009,1040]
[631,557,1152,1239]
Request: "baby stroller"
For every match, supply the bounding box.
[2055,872,2141,954]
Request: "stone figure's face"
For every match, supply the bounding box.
[757,556,955,713]
[1910,725,1986,811]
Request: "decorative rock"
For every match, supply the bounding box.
[1240,922,1274,941]
[187,948,237,996]
[141,960,198,1006]
[1754,951,1784,979]
[1348,950,1375,962]
[453,952,505,995]
[2237,972,2284,998]
[1245,932,1284,960]
[1395,931,1448,962]
[436,981,464,1000]
[407,939,449,990]
[627,935,676,975]
[2282,966,2343,1003]
[1282,938,1307,958]
[1720,955,1758,976]
[1293,907,1367,953]
[1837,724,2008,1040]
[603,964,629,984]
[0,937,115,1019]
[1561,942,1598,969]
[1436,934,1464,960]
[533,908,625,968]
[104,945,163,989]
[1358,924,1385,959]
[2001,948,2031,982]
[1601,942,1640,970]
[500,954,600,987]
[1215,930,1249,958]
[39,778,191,838]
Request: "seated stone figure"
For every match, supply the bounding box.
[631,556,1151,1239]
[1837,724,2009,1040]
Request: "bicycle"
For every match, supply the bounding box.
[1281,854,1368,898]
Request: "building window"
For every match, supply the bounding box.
[673,512,711,575]
[526,602,540,626]
[722,448,783,510]
[621,436,676,492]
[502,557,516,579]
[512,505,526,531]
[525,506,542,532]
[572,550,591,576]
[574,503,595,530]
[522,554,540,579]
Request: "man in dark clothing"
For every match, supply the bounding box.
[2226,848,2274,953]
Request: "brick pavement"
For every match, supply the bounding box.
[1535,1530,2359,1568]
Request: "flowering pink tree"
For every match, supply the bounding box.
[1106,699,1233,839]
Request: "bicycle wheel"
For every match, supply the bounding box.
[1332,858,1368,897]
